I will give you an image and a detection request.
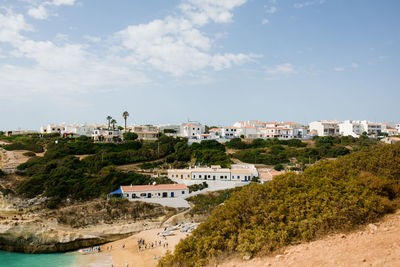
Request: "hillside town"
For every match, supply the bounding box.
[3,119,400,142]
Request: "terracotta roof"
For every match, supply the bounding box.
[121,184,188,192]
[185,123,198,127]
[280,122,301,125]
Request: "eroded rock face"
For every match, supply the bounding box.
[0,195,178,253]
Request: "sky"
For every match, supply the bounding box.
[0,0,399,130]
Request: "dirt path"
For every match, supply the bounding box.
[221,210,400,267]
[116,157,167,172]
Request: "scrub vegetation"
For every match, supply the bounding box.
[159,143,400,267]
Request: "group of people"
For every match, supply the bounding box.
[137,237,169,252]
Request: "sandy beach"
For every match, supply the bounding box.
[77,227,189,267]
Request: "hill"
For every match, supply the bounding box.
[159,143,400,267]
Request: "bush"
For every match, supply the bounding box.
[274,164,284,171]
[123,132,138,141]
[23,151,36,157]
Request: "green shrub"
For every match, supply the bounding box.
[159,143,400,267]
[23,151,36,157]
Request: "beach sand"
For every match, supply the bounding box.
[91,227,189,267]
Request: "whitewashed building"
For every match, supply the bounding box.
[397,123,400,134]
[92,129,122,142]
[339,120,362,137]
[168,164,258,182]
[131,125,159,140]
[120,184,189,199]
[40,124,66,134]
[359,120,382,135]
[221,127,240,139]
[309,121,340,136]
[180,123,205,138]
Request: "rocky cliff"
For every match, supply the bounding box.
[0,194,181,253]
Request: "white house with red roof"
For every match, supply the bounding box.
[119,184,189,200]
[397,123,400,134]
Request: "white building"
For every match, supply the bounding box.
[131,125,159,140]
[62,124,98,137]
[92,129,122,142]
[309,121,340,136]
[158,124,181,137]
[168,164,258,182]
[397,123,400,134]
[359,120,382,136]
[120,184,189,199]
[220,127,240,139]
[339,120,362,137]
[40,124,66,134]
[180,123,205,138]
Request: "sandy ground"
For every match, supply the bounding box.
[0,148,31,170]
[221,210,400,267]
[91,227,189,267]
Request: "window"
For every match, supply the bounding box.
[140,193,146,197]
[126,194,129,197]
[232,176,234,179]
[182,191,185,194]
[199,175,202,178]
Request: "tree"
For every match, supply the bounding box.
[106,116,112,130]
[122,111,129,132]
[123,132,138,141]
[111,119,117,130]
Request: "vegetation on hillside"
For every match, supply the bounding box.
[231,136,377,167]
[159,143,400,267]
[187,188,237,216]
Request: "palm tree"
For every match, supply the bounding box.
[111,119,117,130]
[122,111,129,132]
[106,116,112,130]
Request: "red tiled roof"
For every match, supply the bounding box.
[121,184,188,192]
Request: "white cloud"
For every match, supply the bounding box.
[27,0,76,20]
[266,63,295,76]
[116,1,256,76]
[262,18,269,24]
[180,0,248,25]
[351,62,358,68]
[52,0,75,6]
[264,5,277,14]
[294,0,325,9]
[28,5,48,19]
[0,0,256,99]
[333,67,345,72]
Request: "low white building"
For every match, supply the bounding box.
[221,127,240,139]
[92,129,122,142]
[359,120,382,136]
[180,123,205,138]
[120,184,189,199]
[131,125,159,140]
[158,124,181,137]
[40,124,66,134]
[339,120,362,137]
[62,124,98,137]
[397,123,400,134]
[168,164,258,182]
[309,121,340,136]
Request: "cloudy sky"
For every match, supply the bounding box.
[0,0,399,130]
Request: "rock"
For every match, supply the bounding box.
[243,255,251,261]
[362,258,366,262]
[275,254,283,259]
[340,234,346,239]
[368,223,378,232]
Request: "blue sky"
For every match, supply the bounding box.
[0,0,399,130]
